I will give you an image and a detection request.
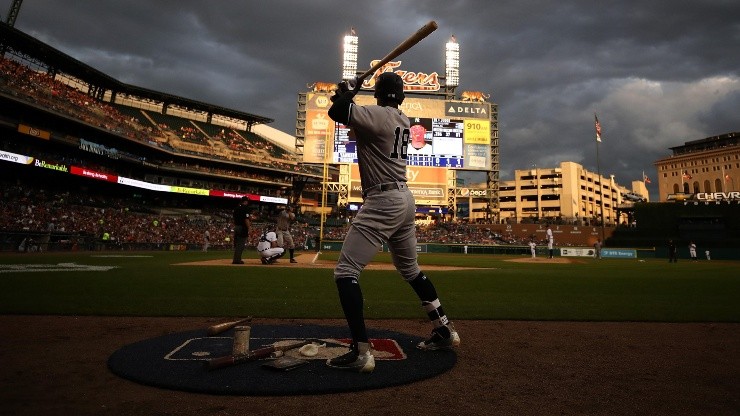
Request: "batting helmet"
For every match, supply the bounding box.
[374,72,405,104]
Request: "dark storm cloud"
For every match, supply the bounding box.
[4,0,739,200]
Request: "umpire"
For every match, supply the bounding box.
[232,196,252,264]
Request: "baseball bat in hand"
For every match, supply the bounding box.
[206,340,311,370]
[356,20,438,83]
[206,316,253,336]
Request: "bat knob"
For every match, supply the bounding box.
[347,77,361,93]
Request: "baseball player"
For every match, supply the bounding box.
[529,239,537,258]
[689,241,697,261]
[276,205,297,263]
[232,196,252,264]
[203,228,210,252]
[324,72,460,373]
[256,229,284,264]
[546,224,554,258]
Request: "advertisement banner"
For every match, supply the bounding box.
[560,247,596,257]
[463,119,490,144]
[463,143,490,170]
[171,186,210,196]
[18,124,51,140]
[354,94,447,118]
[118,176,171,192]
[35,159,69,172]
[601,248,637,259]
[303,93,334,163]
[70,166,117,182]
[0,150,34,165]
[349,164,447,205]
[445,101,490,119]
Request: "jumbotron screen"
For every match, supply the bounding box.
[335,116,466,168]
[303,93,492,171]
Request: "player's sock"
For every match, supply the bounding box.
[289,248,294,259]
[409,272,450,329]
[336,277,368,344]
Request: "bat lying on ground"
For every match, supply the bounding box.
[206,340,312,370]
[206,316,253,336]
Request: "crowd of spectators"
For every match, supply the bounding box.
[177,126,209,145]
[1,57,153,144]
[0,177,537,253]
[0,55,321,177]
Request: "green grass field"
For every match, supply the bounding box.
[1,251,738,322]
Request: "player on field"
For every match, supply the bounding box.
[324,72,460,373]
[257,229,285,264]
[276,205,297,263]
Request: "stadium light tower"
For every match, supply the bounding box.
[445,35,459,87]
[342,28,358,81]
[5,0,24,26]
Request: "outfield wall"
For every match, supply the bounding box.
[317,240,739,261]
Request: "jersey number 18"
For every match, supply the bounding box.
[390,126,410,160]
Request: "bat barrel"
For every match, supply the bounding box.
[206,316,253,336]
[357,20,438,82]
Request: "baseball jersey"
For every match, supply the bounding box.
[276,210,291,231]
[348,104,409,189]
[257,232,277,252]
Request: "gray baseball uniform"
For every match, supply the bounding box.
[333,104,420,282]
[276,208,295,250]
[325,74,458,371]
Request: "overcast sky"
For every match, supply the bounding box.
[4,0,739,200]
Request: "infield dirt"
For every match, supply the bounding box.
[1,315,738,416]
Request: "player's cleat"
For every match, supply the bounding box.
[326,342,375,373]
[232,260,244,265]
[260,257,268,265]
[290,258,298,263]
[417,324,461,351]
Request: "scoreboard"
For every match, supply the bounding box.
[304,93,492,171]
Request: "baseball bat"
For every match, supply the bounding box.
[206,316,253,336]
[356,20,438,83]
[311,251,321,264]
[206,340,311,370]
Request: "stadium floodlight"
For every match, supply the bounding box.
[342,28,358,81]
[445,35,459,87]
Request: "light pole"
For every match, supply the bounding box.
[532,164,540,222]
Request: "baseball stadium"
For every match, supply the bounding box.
[1,7,739,416]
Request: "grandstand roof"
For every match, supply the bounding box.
[669,131,739,156]
[0,23,273,126]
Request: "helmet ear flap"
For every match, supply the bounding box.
[373,72,405,104]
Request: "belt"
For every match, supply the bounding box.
[362,181,406,198]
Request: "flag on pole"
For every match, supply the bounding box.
[594,114,602,142]
[642,171,651,184]
[682,171,692,180]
